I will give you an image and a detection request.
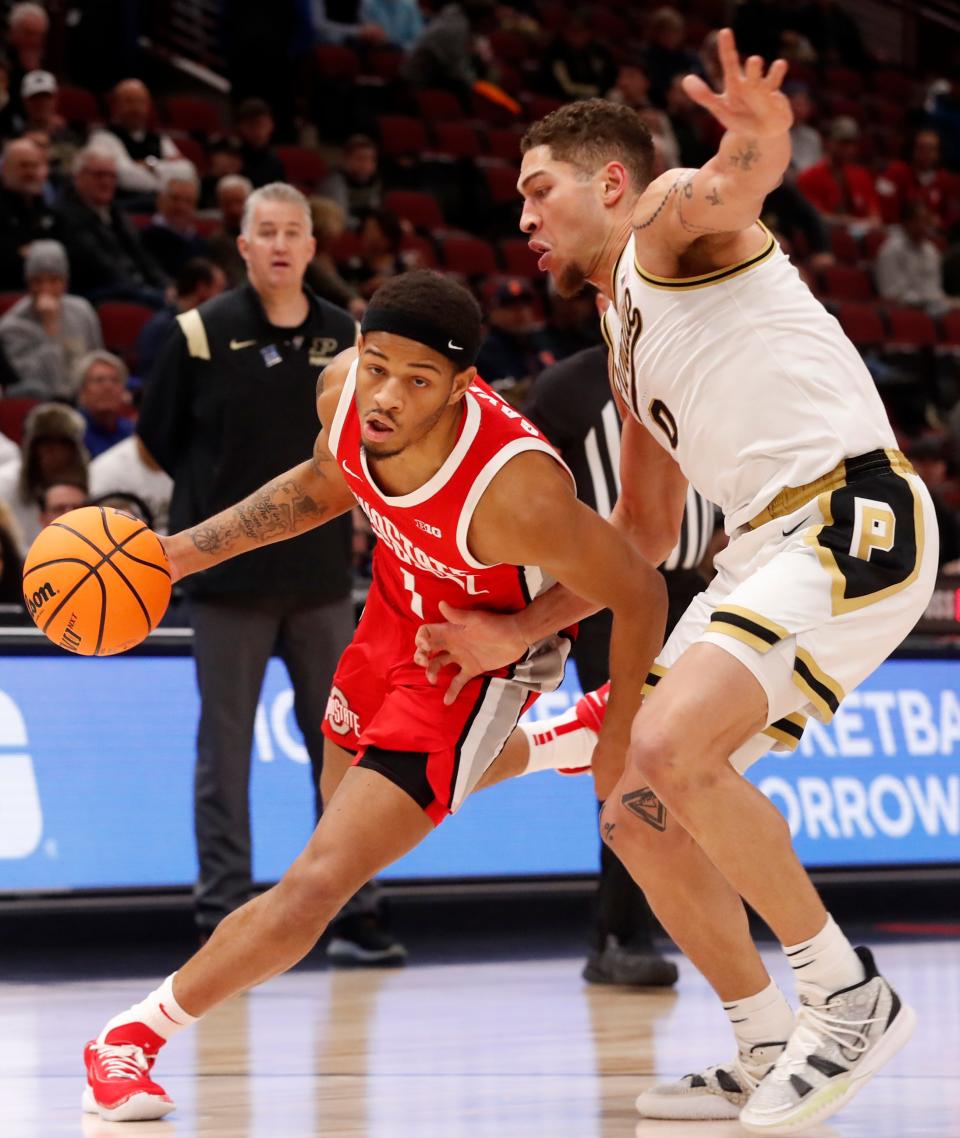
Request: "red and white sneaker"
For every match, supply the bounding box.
[575,682,610,734]
[82,1024,175,1122]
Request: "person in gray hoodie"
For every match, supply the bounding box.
[0,239,102,399]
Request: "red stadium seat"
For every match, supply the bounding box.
[172,135,208,175]
[823,66,863,96]
[96,302,156,369]
[488,29,532,65]
[194,215,222,238]
[162,96,224,135]
[0,291,24,315]
[482,164,521,206]
[861,228,889,261]
[0,396,39,444]
[484,128,523,164]
[275,145,327,189]
[329,231,362,264]
[376,116,429,159]
[363,47,405,81]
[415,88,464,122]
[836,303,885,349]
[884,306,938,349]
[313,43,360,81]
[871,69,914,101]
[818,265,874,302]
[523,94,563,121]
[498,238,540,278]
[57,85,101,124]
[829,226,861,264]
[439,235,498,277]
[383,190,445,230]
[430,122,483,160]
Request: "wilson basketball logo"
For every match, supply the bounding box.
[25,581,57,619]
[325,687,360,736]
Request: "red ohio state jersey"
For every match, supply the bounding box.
[328,359,574,627]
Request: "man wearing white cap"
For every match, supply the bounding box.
[0,238,103,399]
[20,70,80,182]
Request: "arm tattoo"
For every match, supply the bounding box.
[634,177,683,231]
[675,174,725,235]
[190,478,326,556]
[621,786,667,832]
[706,185,723,206]
[730,140,760,171]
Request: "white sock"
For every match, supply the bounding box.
[98,973,198,1046]
[518,710,596,775]
[783,914,866,999]
[723,979,795,1059]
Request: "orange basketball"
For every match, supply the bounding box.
[22,506,172,656]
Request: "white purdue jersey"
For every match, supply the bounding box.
[601,223,897,533]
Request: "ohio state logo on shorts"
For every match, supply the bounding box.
[325,686,360,736]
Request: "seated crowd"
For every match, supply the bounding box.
[1,0,959,612]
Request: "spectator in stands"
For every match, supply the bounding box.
[875,201,957,318]
[0,428,18,467]
[541,282,602,360]
[74,350,135,458]
[306,196,365,317]
[55,145,168,305]
[0,239,103,400]
[18,71,81,182]
[137,257,226,380]
[787,83,823,174]
[341,207,407,299]
[363,0,424,50]
[606,62,653,114]
[762,181,833,269]
[0,402,89,553]
[234,99,285,188]
[0,52,15,141]
[0,135,61,289]
[876,129,960,234]
[141,164,211,278]
[89,78,184,199]
[322,135,382,222]
[926,76,960,169]
[207,173,252,286]
[796,116,881,228]
[89,436,173,534]
[402,0,494,100]
[311,0,387,45]
[796,0,870,68]
[475,277,553,392]
[0,498,25,607]
[200,138,243,209]
[904,436,960,570]
[664,73,713,168]
[540,10,617,102]
[5,4,49,120]
[37,478,88,525]
[642,6,702,106]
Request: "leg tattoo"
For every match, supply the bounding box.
[621,787,667,832]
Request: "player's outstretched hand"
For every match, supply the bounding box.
[414,601,528,706]
[682,27,791,138]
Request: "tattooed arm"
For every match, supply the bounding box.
[161,351,358,582]
[633,28,792,243]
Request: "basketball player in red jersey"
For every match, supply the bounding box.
[81,269,667,1123]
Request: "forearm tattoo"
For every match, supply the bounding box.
[730,139,760,171]
[621,786,667,832]
[675,173,725,235]
[190,477,325,556]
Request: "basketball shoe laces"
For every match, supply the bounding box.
[771,998,881,1083]
[90,1042,153,1081]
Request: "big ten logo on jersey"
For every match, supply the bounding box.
[0,689,43,858]
[354,494,490,597]
[611,288,643,415]
[470,386,540,436]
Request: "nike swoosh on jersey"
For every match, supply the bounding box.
[341,461,361,479]
[230,339,256,350]
[782,516,811,537]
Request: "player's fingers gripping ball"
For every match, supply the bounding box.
[22,506,172,655]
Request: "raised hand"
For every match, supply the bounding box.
[413,601,528,706]
[682,27,792,139]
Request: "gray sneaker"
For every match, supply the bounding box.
[635,1041,786,1120]
[740,947,916,1134]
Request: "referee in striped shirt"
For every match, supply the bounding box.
[524,326,717,988]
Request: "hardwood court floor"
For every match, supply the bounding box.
[0,939,956,1138]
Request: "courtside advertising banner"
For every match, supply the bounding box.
[0,654,956,890]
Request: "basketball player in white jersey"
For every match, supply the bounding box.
[415,29,939,1134]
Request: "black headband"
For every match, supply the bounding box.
[360,306,479,368]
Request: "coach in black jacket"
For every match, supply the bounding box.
[139,183,360,943]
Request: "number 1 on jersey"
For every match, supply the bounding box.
[402,569,424,617]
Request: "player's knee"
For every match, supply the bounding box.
[626,724,684,795]
[278,858,346,930]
